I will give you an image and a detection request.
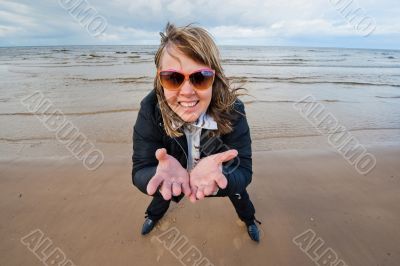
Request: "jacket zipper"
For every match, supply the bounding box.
[172,137,189,171]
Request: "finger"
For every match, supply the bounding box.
[155,148,168,161]
[196,187,205,200]
[189,187,197,203]
[214,149,238,164]
[203,183,216,196]
[172,182,182,196]
[181,181,191,196]
[146,174,164,195]
[160,181,172,200]
[214,173,228,189]
[189,193,197,203]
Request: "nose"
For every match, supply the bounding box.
[179,78,196,96]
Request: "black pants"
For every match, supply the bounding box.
[144,188,256,225]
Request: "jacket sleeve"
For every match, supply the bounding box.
[131,102,163,195]
[220,100,253,195]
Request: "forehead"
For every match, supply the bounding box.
[160,45,208,72]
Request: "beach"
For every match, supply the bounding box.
[0,45,400,265]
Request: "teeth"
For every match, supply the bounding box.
[180,101,197,107]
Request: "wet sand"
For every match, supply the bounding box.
[0,144,399,266]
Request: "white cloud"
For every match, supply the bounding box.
[0,0,399,48]
[0,9,37,28]
[269,19,354,36]
[0,1,32,14]
[209,26,271,39]
[166,0,194,20]
[96,26,158,43]
[0,25,22,37]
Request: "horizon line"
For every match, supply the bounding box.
[0,44,399,52]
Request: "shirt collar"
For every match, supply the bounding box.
[172,112,218,131]
[193,112,218,130]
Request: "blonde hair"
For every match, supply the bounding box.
[154,22,242,138]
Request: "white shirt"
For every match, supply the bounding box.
[183,112,218,172]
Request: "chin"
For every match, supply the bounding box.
[179,113,200,123]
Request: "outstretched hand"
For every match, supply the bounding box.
[146,148,191,200]
[188,149,238,203]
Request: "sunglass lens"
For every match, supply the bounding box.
[159,71,185,90]
[190,70,214,90]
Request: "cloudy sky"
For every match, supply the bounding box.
[0,0,399,49]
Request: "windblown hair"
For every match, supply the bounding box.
[154,22,242,138]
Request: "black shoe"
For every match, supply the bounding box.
[141,218,157,235]
[247,223,260,242]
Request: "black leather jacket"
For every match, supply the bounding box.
[131,89,253,196]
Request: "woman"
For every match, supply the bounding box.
[132,23,260,242]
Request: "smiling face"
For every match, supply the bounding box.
[159,46,213,123]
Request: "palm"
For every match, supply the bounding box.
[189,149,238,202]
[147,148,190,200]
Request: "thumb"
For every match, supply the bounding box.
[155,148,168,161]
[214,149,238,164]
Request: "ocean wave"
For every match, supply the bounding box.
[250,127,400,140]
[87,53,105,58]
[375,95,400,98]
[70,76,151,83]
[222,59,259,63]
[0,108,138,116]
[77,52,142,59]
[0,137,56,142]
[19,63,118,67]
[306,49,329,53]
[221,60,400,68]
[289,80,400,87]
[243,99,356,104]
[223,58,347,65]
[0,137,131,144]
[280,58,309,62]
[231,76,321,81]
[229,76,400,87]
[52,49,70,52]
